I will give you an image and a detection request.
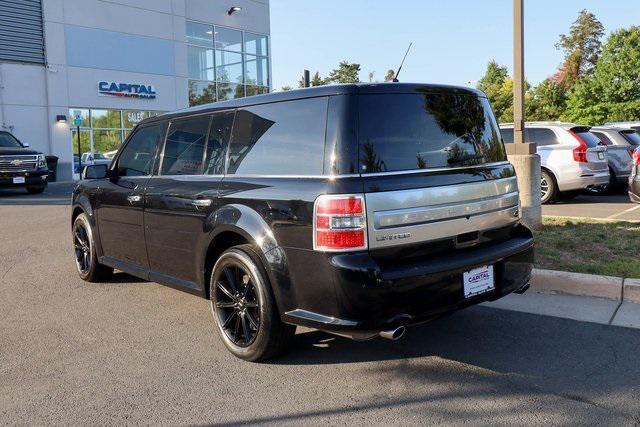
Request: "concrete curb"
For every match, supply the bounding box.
[530,269,626,301]
[624,279,640,304]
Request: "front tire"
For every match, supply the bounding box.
[540,169,558,204]
[209,244,295,362]
[72,213,113,282]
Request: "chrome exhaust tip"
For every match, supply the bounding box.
[379,326,406,341]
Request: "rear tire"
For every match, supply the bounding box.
[72,213,114,282]
[209,244,295,362]
[540,170,558,204]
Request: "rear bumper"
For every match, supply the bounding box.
[558,170,609,191]
[0,170,48,188]
[282,225,534,337]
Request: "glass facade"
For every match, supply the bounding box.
[187,21,270,106]
[69,108,162,173]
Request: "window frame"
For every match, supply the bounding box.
[225,97,329,177]
[111,121,167,178]
[186,20,270,106]
[158,114,213,177]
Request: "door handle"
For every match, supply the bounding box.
[191,199,212,208]
[127,194,142,203]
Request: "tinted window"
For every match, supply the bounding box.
[358,94,506,172]
[574,130,602,148]
[161,116,210,175]
[0,132,22,148]
[620,131,640,146]
[591,131,613,146]
[117,124,165,176]
[500,128,514,144]
[528,128,559,146]
[228,97,327,175]
[204,111,234,175]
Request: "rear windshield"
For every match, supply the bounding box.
[574,130,602,148]
[620,130,640,146]
[358,93,506,173]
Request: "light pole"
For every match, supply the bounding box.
[507,0,542,228]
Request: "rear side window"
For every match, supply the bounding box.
[527,128,558,146]
[204,111,234,175]
[591,131,613,146]
[358,93,506,172]
[117,124,165,176]
[228,97,328,175]
[620,131,640,146]
[573,129,602,148]
[500,128,514,144]
[502,128,558,146]
[161,116,210,175]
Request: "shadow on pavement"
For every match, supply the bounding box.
[225,306,640,424]
[0,182,74,206]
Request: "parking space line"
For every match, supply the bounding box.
[542,215,640,223]
[606,204,640,219]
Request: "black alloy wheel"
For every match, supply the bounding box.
[210,245,295,361]
[73,219,92,275]
[214,263,261,347]
[72,213,113,282]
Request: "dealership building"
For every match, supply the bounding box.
[0,0,271,180]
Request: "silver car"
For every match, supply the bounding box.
[589,126,639,194]
[500,122,609,204]
[604,121,640,133]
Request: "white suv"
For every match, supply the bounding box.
[500,122,609,204]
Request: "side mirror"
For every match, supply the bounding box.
[82,164,109,180]
[22,143,30,148]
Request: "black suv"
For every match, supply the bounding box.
[0,131,48,193]
[72,84,534,361]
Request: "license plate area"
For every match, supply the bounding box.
[463,265,495,298]
[13,176,25,184]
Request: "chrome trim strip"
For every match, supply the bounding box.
[360,161,512,177]
[374,192,519,229]
[227,174,361,179]
[285,309,358,326]
[369,206,519,249]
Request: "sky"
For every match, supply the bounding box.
[269,0,640,90]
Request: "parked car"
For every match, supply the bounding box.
[81,152,112,167]
[0,130,48,194]
[604,121,640,133]
[630,147,640,203]
[588,126,638,194]
[500,122,609,204]
[72,84,534,361]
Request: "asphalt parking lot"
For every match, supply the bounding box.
[542,190,640,221]
[1,184,640,424]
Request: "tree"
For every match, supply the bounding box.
[326,61,361,84]
[311,71,325,86]
[476,61,513,123]
[563,26,640,124]
[280,85,292,91]
[555,9,605,89]
[526,78,567,121]
[384,69,395,82]
[368,71,375,83]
